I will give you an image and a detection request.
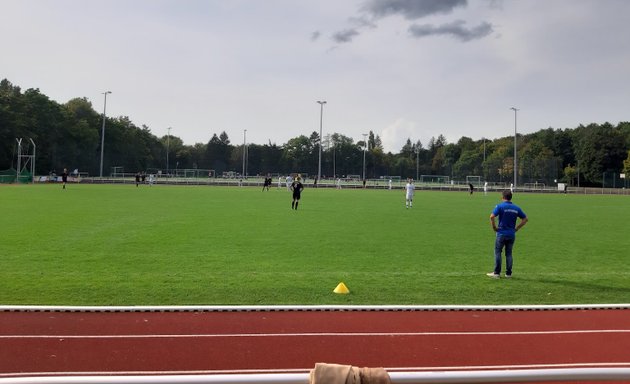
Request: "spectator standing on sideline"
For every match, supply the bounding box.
[468,183,474,195]
[488,189,528,279]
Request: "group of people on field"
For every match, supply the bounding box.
[68,168,528,278]
[134,172,155,187]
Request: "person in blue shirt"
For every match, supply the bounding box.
[487,189,528,279]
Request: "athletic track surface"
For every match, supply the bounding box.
[2,306,630,382]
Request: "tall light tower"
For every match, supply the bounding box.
[242,129,247,178]
[362,133,368,181]
[415,145,419,181]
[166,127,171,174]
[483,137,487,181]
[333,143,336,179]
[99,91,112,178]
[316,101,326,183]
[510,107,519,188]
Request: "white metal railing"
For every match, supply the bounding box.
[2,368,630,384]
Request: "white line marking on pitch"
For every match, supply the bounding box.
[2,329,630,339]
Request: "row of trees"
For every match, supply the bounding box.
[2,78,630,186]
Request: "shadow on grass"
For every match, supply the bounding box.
[515,275,630,296]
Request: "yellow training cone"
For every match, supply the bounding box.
[333,282,350,294]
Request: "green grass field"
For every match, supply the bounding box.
[1,183,629,306]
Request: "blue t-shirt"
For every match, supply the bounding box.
[492,201,526,237]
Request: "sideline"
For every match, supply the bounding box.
[2,304,630,312]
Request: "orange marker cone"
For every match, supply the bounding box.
[333,282,350,294]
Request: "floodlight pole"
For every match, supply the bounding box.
[362,133,368,181]
[415,145,419,181]
[483,137,486,181]
[333,142,336,178]
[242,129,247,178]
[99,91,112,178]
[510,107,519,188]
[316,101,326,183]
[166,127,171,174]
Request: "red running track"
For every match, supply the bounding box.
[2,309,630,379]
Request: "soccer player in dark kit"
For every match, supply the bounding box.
[262,176,271,191]
[61,168,68,189]
[290,175,304,210]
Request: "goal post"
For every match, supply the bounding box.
[420,175,450,184]
[525,182,546,190]
[466,175,482,187]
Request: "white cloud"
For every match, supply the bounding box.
[380,118,419,153]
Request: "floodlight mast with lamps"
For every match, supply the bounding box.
[99,91,112,178]
[362,133,368,181]
[316,101,326,183]
[166,127,171,174]
[242,129,247,178]
[510,107,519,188]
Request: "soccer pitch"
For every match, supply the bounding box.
[1,184,629,306]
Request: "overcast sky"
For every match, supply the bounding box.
[2,0,629,153]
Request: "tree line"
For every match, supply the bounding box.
[2,78,629,186]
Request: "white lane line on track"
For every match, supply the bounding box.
[2,329,630,339]
[3,363,630,378]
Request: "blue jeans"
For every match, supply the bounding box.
[494,234,515,276]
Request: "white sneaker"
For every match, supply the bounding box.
[486,272,500,279]
[505,274,512,279]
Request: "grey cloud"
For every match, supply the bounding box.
[361,0,467,20]
[329,17,375,44]
[311,31,321,41]
[348,16,377,29]
[326,0,492,46]
[487,0,504,10]
[408,20,493,42]
[332,29,360,43]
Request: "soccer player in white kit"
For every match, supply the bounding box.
[286,175,293,191]
[405,178,415,208]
